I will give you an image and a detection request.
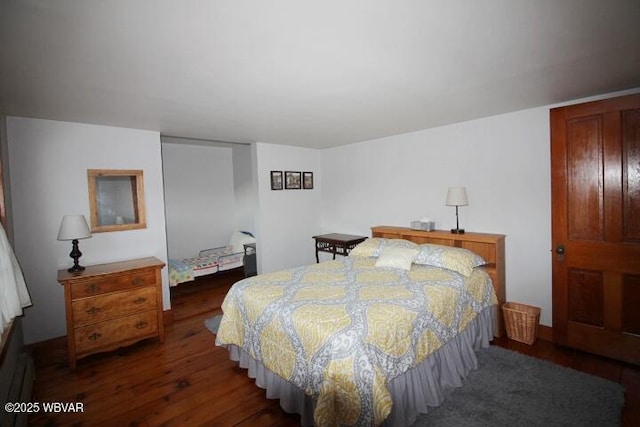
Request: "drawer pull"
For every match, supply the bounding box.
[88,332,102,341]
[86,306,100,315]
[135,321,148,330]
[85,283,101,294]
[133,297,146,304]
[132,277,145,286]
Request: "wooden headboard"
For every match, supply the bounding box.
[371,226,506,337]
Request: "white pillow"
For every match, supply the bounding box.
[374,247,418,270]
[228,231,256,253]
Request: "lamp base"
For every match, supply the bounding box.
[450,228,465,234]
[68,238,86,273]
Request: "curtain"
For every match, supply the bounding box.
[0,222,32,344]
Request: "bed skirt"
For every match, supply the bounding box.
[223,305,496,426]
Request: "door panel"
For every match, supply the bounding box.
[623,274,640,335]
[566,117,604,241]
[551,93,640,365]
[622,110,640,241]
[567,268,603,327]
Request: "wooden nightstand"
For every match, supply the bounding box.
[57,257,165,369]
[312,233,367,263]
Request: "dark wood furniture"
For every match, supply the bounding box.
[312,233,367,263]
[371,226,506,337]
[243,243,257,277]
[57,257,165,369]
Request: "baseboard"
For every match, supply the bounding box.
[537,324,553,342]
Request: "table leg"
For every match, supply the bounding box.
[315,244,320,263]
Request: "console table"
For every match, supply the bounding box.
[312,233,367,263]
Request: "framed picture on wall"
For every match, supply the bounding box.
[285,171,302,189]
[303,171,313,189]
[270,171,283,190]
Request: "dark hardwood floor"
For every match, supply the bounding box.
[27,271,639,426]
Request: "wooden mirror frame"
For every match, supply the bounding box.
[87,169,146,233]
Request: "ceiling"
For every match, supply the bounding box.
[1,1,639,149]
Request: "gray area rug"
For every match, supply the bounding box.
[204,316,625,426]
[204,314,222,335]
[414,345,624,426]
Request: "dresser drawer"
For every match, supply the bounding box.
[70,270,156,299]
[74,310,159,355]
[72,286,157,327]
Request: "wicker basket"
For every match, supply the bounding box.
[502,302,541,345]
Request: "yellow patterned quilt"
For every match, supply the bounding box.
[216,257,497,426]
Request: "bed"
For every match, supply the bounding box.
[215,227,505,426]
[168,230,255,287]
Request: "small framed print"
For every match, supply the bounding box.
[285,171,302,189]
[303,171,313,189]
[270,171,283,190]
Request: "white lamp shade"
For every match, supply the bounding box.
[57,215,92,241]
[446,187,469,206]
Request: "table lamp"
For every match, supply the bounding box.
[446,187,468,234]
[57,215,92,272]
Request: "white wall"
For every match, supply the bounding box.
[162,142,236,259]
[321,107,553,325]
[6,117,169,344]
[232,144,257,233]
[254,143,322,273]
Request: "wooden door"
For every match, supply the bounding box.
[551,93,640,364]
